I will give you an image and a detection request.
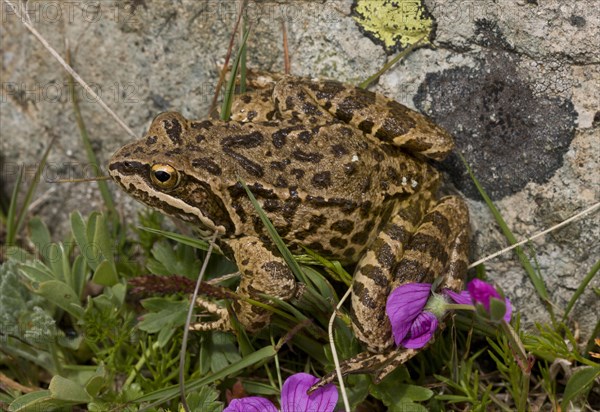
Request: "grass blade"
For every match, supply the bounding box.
[563,259,600,319]
[459,153,553,319]
[137,226,214,252]
[238,179,309,286]
[5,167,23,246]
[220,28,250,121]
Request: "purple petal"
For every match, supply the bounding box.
[402,312,438,349]
[467,279,501,311]
[503,298,513,322]
[281,373,338,412]
[391,320,413,347]
[386,283,432,344]
[224,397,278,412]
[444,288,473,305]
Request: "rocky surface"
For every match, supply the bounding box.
[1,0,598,340]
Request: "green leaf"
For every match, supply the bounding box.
[489,298,508,322]
[184,385,222,412]
[72,255,88,298]
[47,243,67,282]
[5,246,34,263]
[561,366,600,410]
[200,332,242,374]
[84,366,107,398]
[8,390,53,412]
[149,240,200,278]
[92,213,114,266]
[48,375,92,403]
[372,368,432,407]
[92,260,119,286]
[29,217,52,255]
[71,211,90,261]
[241,380,279,396]
[18,260,55,283]
[35,280,83,319]
[138,298,189,333]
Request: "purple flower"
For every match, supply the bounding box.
[386,283,439,348]
[224,373,338,412]
[446,279,512,322]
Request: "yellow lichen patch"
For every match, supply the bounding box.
[352,0,433,52]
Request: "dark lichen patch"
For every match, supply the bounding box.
[414,25,577,200]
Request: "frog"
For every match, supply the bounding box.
[108,74,470,383]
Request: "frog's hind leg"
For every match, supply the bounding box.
[333,196,469,387]
[273,77,455,160]
[310,347,420,392]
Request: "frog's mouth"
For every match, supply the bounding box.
[108,160,233,236]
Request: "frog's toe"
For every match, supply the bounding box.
[189,297,233,332]
[308,348,421,393]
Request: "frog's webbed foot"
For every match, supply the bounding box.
[309,347,420,393]
[189,296,233,332]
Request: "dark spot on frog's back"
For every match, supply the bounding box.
[272,130,287,148]
[330,237,348,249]
[263,198,281,212]
[351,227,371,245]
[298,130,312,143]
[191,120,213,130]
[311,171,332,189]
[358,119,374,134]
[240,94,252,103]
[163,118,183,144]
[291,168,305,179]
[330,219,354,234]
[309,79,346,99]
[275,175,288,188]
[270,159,290,170]
[331,144,348,157]
[221,131,264,148]
[285,96,297,110]
[192,157,222,176]
[145,135,157,145]
[375,113,414,141]
[309,214,327,227]
[302,102,320,115]
[293,150,323,163]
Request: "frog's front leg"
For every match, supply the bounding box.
[191,236,297,332]
[317,196,470,388]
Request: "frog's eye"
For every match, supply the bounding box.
[150,164,179,190]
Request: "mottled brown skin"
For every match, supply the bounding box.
[108,75,470,381]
